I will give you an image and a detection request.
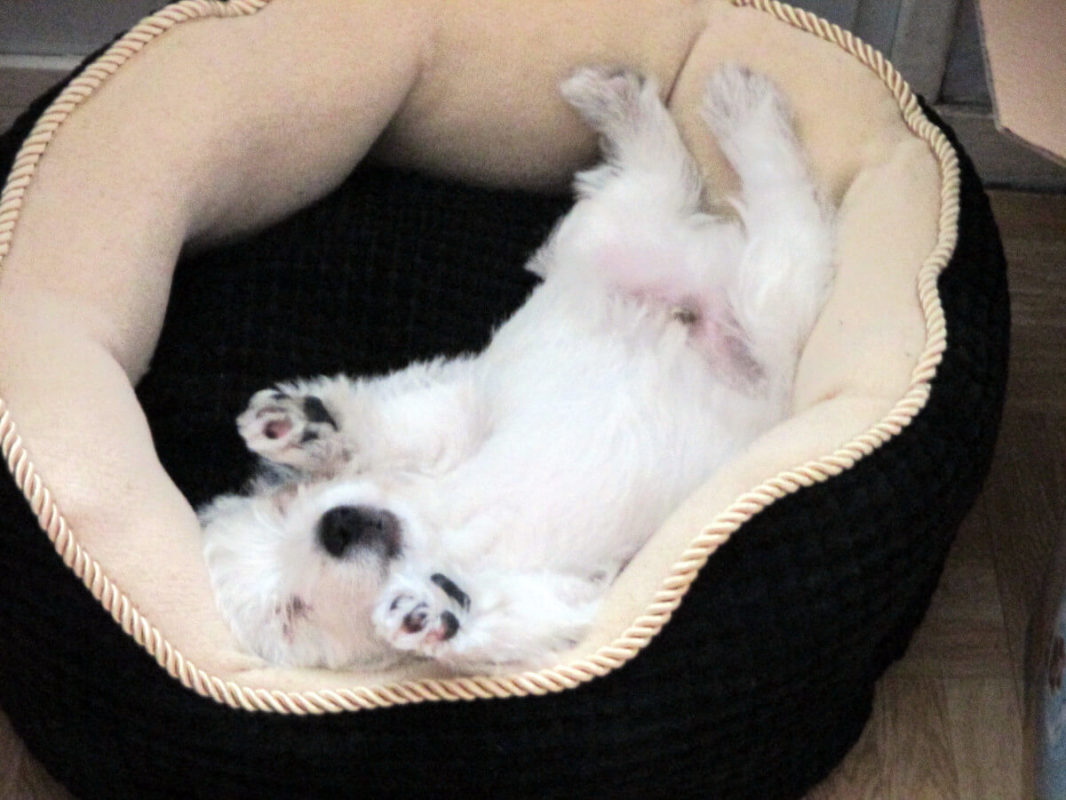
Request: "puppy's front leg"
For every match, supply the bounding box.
[702,65,835,391]
[238,375,356,477]
[242,357,483,480]
[373,567,603,671]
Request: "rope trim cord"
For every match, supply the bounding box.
[0,0,960,714]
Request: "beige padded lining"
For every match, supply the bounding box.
[0,0,956,711]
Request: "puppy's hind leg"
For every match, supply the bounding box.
[532,65,736,299]
[560,66,702,215]
[703,65,835,396]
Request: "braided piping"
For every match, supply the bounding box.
[0,0,959,713]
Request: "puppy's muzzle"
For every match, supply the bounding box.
[317,505,402,560]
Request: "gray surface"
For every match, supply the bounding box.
[0,1,161,56]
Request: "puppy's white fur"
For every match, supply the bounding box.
[200,65,835,672]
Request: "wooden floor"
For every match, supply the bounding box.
[0,189,1061,798]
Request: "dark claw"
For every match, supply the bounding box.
[302,396,338,429]
[439,611,460,641]
[431,573,471,611]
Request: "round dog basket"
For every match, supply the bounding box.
[0,1,1007,797]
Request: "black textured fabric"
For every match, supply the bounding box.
[0,84,1008,799]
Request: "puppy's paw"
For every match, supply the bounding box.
[238,388,343,470]
[561,65,655,132]
[372,572,470,659]
[702,64,807,185]
[702,63,792,143]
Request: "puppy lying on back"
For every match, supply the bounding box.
[200,64,835,672]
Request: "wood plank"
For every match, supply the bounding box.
[985,410,1065,690]
[879,676,960,799]
[944,678,1024,800]
[0,709,70,800]
[1006,331,1066,415]
[812,677,965,799]
[0,710,23,799]
[984,192,1066,776]
[991,191,1066,412]
[990,190,1066,241]
[894,509,1014,679]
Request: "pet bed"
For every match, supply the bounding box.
[0,1,1008,798]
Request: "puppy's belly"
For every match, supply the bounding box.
[439,361,726,573]
[584,230,760,387]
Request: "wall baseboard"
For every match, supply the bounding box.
[0,55,80,131]
[937,103,1066,192]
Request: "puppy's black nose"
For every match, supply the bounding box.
[317,505,401,559]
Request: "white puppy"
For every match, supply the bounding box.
[200,65,834,672]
